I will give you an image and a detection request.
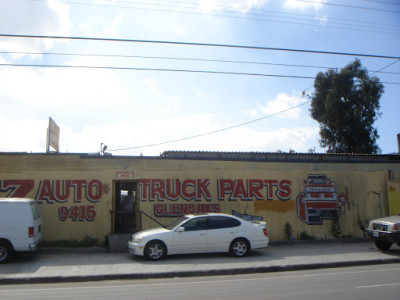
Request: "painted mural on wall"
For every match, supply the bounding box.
[1,175,350,226]
[0,179,110,222]
[139,178,292,218]
[296,174,349,225]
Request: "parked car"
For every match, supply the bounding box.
[128,213,269,260]
[366,215,400,250]
[0,198,42,263]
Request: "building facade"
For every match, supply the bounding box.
[0,151,399,245]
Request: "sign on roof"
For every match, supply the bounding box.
[47,117,60,152]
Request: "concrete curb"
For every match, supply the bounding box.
[1,257,400,285]
[269,238,370,246]
[37,247,108,254]
[35,238,371,254]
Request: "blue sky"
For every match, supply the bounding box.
[0,0,399,155]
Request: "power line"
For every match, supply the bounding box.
[0,63,316,80]
[354,0,400,6]
[2,50,399,75]
[36,0,400,29]
[370,59,400,75]
[109,101,311,152]
[1,34,399,60]
[294,0,400,13]
[32,0,400,35]
[2,63,399,85]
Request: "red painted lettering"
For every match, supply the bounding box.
[218,179,234,200]
[196,179,211,200]
[87,179,102,202]
[187,204,195,214]
[139,179,150,199]
[71,180,86,202]
[0,179,35,198]
[232,179,250,200]
[181,179,195,200]
[54,180,70,202]
[37,180,55,203]
[277,179,292,200]
[248,179,264,200]
[151,179,165,201]
[264,180,278,200]
[165,179,180,200]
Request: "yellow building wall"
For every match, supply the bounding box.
[388,181,400,215]
[0,153,399,244]
[136,161,391,241]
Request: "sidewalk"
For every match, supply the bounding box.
[1,240,399,284]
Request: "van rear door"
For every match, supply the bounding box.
[29,201,42,248]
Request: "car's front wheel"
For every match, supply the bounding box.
[374,240,392,251]
[230,238,250,257]
[144,241,166,260]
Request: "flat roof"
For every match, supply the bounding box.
[0,151,399,163]
[161,151,400,163]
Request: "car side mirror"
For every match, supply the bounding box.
[175,227,185,232]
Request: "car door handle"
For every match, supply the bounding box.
[200,233,206,236]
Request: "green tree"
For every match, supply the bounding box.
[307,59,384,154]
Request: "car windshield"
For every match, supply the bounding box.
[166,216,189,230]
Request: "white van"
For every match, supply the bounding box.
[0,198,42,263]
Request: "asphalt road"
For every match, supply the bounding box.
[1,264,399,300]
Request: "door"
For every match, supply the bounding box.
[113,181,138,234]
[170,217,208,254]
[206,216,241,252]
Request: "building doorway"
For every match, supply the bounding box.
[113,181,139,234]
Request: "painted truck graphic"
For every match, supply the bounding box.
[296,174,349,225]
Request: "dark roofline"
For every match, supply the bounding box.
[0,151,399,163]
[160,151,400,163]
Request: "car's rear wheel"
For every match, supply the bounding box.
[144,241,166,260]
[0,241,13,264]
[230,238,250,257]
[374,240,392,251]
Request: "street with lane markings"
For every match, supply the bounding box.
[1,264,399,299]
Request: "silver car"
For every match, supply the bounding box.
[128,213,269,260]
[366,215,400,250]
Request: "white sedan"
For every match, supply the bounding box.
[128,213,269,260]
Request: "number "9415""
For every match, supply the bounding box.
[58,206,96,222]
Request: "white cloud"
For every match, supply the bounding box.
[315,15,328,29]
[143,78,183,114]
[249,92,305,119]
[0,0,72,54]
[0,66,128,108]
[174,24,187,37]
[59,112,222,154]
[46,0,73,35]
[0,101,320,155]
[98,13,126,38]
[198,0,269,13]
[158,125,320,154]
[284,0,325,10]
[0,118,48,152]
[198,0,221,13]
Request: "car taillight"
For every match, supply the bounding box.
[29,227,34,237]
[263,228,268,237]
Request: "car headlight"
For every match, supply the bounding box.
[367,221,373,230]
[391,223,399,232]
[133,235,144,243]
